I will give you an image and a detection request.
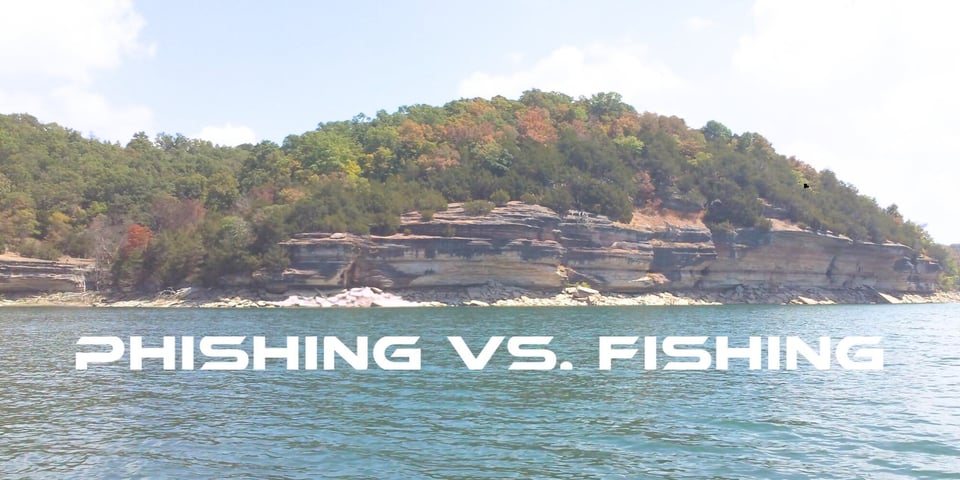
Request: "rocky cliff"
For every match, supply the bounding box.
[704,228,940,292]
[0,255,90,293]
[278,202,941,294]
[281,203,573,290]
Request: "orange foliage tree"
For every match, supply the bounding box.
[121,224,153,256]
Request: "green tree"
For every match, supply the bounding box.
[701,120,732,143]
[490,189,510,206]
[287,129,362,177]
[205,171,240,211]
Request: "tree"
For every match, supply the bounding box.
[121,224,153,256]
[112,224,154,290]
[490,189,510,206]
[541,187,573,217]
[200,215,257,285]
[586,92,634,120]
[151,195,206,231]
[205,171,240,211]
[87,216,126,289]
[0,93,951,290]
[126,131,154,152]
[288,130,362,177]
[463,200,495,216]
[517,107,558,145]
[43,211,71,245]
[142,229,203,288]
[701,120,732,143]
[0,193,39,248]
[473,140,513,175]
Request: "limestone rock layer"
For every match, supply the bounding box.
[280,203,940,293]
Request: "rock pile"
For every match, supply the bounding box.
[3,283,959,308]
[269,287,428,308]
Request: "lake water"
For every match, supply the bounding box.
[1,305,959,479]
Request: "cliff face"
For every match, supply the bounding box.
[280,203,718,291]
[279,202,941,293]
[282,204,573,290]
[0,256,90,293]
[703,229,940,292]
[282,233,566,289]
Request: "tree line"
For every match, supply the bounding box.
[0,90,955,290]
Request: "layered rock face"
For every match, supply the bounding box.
[704,229,940,292]
[279,202,941,293]
[0,256,90,293]
[282,204,575,290]
[280,203,714,292]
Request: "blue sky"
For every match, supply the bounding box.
[2,0,959,244]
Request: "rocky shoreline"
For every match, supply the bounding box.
[2,284,959,308]
[1,204,952,308]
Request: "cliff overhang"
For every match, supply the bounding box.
[0,255,91,294]
[278,202,941,294]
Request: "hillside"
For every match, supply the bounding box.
[0,90,956,291]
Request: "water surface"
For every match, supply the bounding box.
[1,305,958,478]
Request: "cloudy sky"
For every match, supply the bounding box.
[2,0,958,243]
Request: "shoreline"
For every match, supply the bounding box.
[2,285,959,308]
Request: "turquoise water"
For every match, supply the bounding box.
[1,305,959,478]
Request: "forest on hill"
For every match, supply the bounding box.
[0,91,956,290]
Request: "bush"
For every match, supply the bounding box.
[142,230,204,288]
[519,193,538,205]
[420,209,435,221]
[463,200,495,216]
[111,250,144,291]
[708,221,737,241]
[260,245,290,272]
[541,188,573,216]
[490,189,510,206]
[17,238,61,260]
[415,190,448,213]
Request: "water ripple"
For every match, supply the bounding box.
[1,305,959,478]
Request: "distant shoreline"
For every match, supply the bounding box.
[2,286,959,308]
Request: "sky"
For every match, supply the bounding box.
[1,0,959,244]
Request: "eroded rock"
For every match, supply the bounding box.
[278,202,941,295]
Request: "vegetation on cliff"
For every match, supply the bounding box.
[0,91,956,289]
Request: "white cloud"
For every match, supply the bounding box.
[195,124,258,147]
[458,42,686,101]
[455,4,960,242]
[506,51,525,65]
[684,16,714,32]
[0,85,153,142]
[0,0,154,84]
[727,0,960,243]
[0,0,154,141]
[732,0,893,89]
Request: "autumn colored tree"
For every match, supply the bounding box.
[0,88,953,290]
[151,195,206,231]
[121,224,153,256]
[517,107,558,145]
